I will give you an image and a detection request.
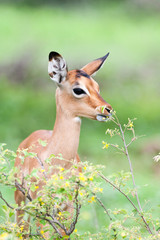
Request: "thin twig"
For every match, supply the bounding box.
[68,185,81,235]
[94,194,112,221]
[0,191,14,209]
[15,180,32,201]
[47,212,67,233]
[25,209,63,238]
[79,182,113,222]
[112,116,143,211]
[45,218,63,238]
[99,173,153,234]
[30,232,46,240]
[36,156,48,180]
[118,122,143,212]
[99,173,140,212]
[126,137,137,148]
[110,144,126,154]
[20,206,63,238]
[111,115,153,234]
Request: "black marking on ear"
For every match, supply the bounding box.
[95,52,110,71]
[59,75,62,83]
[49,51,61,61]
[76,70,90,79]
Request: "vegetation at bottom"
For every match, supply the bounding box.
[0,114,160,239]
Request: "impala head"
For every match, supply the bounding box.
[48,51,112,122]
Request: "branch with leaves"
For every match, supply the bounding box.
[0,143,106,239]
[101,112,159,236]
[0,114,160,240]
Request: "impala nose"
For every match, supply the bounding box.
[96,105,112,122]
[106,107,110,113]
[105,107,112,115]
[105,104,112,115]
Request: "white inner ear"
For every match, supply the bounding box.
[48,57,67,84]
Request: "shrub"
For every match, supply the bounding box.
[0,114,159,239]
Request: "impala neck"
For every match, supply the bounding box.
[47,89,81,161]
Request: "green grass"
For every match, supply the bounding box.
[0,2,160,236]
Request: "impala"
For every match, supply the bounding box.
[14,51,112,237]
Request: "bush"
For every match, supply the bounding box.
[0,114,159,239]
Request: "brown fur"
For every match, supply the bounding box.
[14,53,112,238]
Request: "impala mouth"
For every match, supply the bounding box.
[96,113,112,122]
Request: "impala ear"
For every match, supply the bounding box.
[81,52,110,76]
[48,51,68,85]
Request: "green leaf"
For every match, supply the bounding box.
[30,184,36,192]
[119,209,127,215]
[68,194,73,201]
[62,235,70,239]
[30,169,39,178]
[2,205,8,211]
[0,167,7,172]
[9,211,14,218]
[57,188,65,193]
[49,154,55,159]
[28,152,37,158]
[101,105,105,113]
[132,209,138,216]
[38,139,47,147]
[156,227,160,231]
[39,219,46,225]
[45,158,51,164]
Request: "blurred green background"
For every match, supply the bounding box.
[0,0,160,236]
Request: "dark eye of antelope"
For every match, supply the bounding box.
[72,88,87,98]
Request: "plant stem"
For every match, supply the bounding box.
[68,184,81,235]
[0,191,14,209]
[94,194,113,221]
[118,122,143,212]
[111,115,153,234]
[99,173,153,234]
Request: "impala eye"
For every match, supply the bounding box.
[73,88,86,96]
